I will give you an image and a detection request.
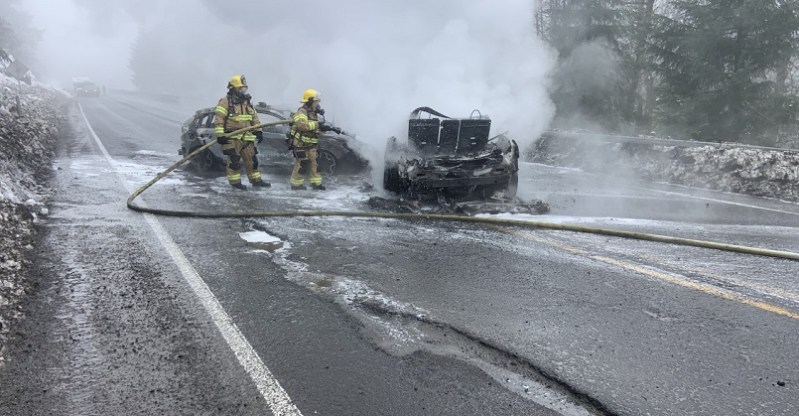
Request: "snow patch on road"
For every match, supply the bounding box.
[240,230,282,244]
[261,229,429,322]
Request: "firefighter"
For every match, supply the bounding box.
[213,74,270,190]
[289,89,341,190]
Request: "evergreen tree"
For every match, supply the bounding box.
[128,28,169,92]
[0,17,16,65]
[651,0,799,144]
[628,0,657,130]
[536,0,655,133]
[0,0,40,65]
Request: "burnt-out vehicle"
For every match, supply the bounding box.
[383,107,519,200]
[178,102,369,175]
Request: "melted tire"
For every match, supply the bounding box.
[383,165,402,193]
[505,173,519,199]
[317,149,338,175]
[188,147,223,172]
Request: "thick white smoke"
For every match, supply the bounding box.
[222,1,557,151]
[26,0,556,162]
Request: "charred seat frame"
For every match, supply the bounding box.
[383,107,520,200]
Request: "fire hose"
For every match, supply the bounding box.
[126,121,799,261]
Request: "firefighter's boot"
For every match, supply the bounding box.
[291,185,307,191]
[231,183,247,190]
[252,180,271,188]
[311,184,326,191]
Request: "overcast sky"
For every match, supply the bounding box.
[22,0,556,150]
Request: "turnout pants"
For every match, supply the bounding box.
[222,139,263,185]
[290,145,322,187]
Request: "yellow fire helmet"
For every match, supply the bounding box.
[300,88,320,103]
[227,74,247,89]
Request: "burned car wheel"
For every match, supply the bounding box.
[505,173,518,199]
[317,149,338,175]
[383,164,402,192]
[383,136,405,193]
[188,147,223,172]
[480,172,518,201]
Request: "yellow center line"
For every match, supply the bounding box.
[595,255,799,321]
[636,253,799,305]
[503,228,799,321]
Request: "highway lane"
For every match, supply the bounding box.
[2,93,798,416]
[74,94,799,413]
[241,216,798,415]
[78,94,799,414]
[110,92,799,414]
[1,96,567,415]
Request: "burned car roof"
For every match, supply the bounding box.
[383,107,519,201]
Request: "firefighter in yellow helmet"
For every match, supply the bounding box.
[213,74,270,190]
[289,89,341,190]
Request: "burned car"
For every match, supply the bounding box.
[383,107,519,200]
[179,102,369,175]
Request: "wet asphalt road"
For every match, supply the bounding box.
[1,93,799,416]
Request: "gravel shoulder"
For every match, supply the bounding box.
[0,78,66,364]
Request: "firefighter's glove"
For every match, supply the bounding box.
[216,135,229,145]
[320,124,342,134]
[316,107,325,116]
[254,130,264,143]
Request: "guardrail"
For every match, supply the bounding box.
[540,130,799,154]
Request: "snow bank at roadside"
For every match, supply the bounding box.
[632,145,799,203]
[528,135,799,204]
[0,73,68,363]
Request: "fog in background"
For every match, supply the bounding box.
[24,0,137,90]
[23,0,556,157]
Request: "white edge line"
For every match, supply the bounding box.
[527,162,799,217]
[77,103,302,416]
[646,188,799,217]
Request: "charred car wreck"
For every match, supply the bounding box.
[383,107,520,201]
[179,102,369,176]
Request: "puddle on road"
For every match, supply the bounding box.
[314,277,334,288]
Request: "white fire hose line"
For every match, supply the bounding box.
[78,104,304,416]
[123,112,799,263]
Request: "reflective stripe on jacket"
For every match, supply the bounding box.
[290,106,320,145]
[213,95,261,141]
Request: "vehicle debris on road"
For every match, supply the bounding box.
[367,196,549,216]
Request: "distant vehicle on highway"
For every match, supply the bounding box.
[72,77,101,97]
[178,102,370,176]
